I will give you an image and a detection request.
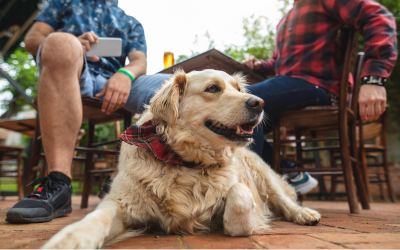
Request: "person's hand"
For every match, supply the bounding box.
[358,84,387,122]
[77,31,99,62]
[241,55,262,71]
[95,72,132,114]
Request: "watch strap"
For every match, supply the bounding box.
[361,76,386,86]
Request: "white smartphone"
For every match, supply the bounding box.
[86,37,122,57]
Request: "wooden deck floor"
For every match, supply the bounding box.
[1,195,399,249]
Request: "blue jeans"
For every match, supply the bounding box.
[36,44,172,114]
[247,76,333,169]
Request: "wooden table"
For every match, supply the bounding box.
[0,118,36,138]
[159,49,266,84]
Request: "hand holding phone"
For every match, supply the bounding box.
[77,32,99,62]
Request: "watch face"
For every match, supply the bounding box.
[371,77,380,83]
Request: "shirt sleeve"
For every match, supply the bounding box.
[256,48,278,77]
[34,0,63,30]
[126,18,147,56]
[321,0,398,79]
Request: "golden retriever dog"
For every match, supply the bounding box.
[43,69,321,249]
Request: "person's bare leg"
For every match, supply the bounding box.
[38,32,84,178]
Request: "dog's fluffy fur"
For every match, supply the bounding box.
[43,70,321,249]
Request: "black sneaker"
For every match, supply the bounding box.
[5,173,72,223]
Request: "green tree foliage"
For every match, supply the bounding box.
[223,0,290,61]
[0,45,38,118]
[224,16,276,62]
[79,121,120,149]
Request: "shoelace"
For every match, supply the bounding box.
[26,176,63,199]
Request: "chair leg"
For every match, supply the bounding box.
[329,150,337,201]
[25,116,42,194]
[81,122,95,209]
[124,114,131,130]
[359,145,372,202]
[338,120,360,214]
[376,163,386,201]
[380,109,395,202]
[349,123,370,210]
[272,118,281,172]
[382,149,396,202]
[295,130,303,169]
[107,114,131,179]
[17,151,24,200]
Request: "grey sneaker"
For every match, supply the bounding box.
[289,172,318,195]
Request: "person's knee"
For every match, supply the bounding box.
[40,32,83,70]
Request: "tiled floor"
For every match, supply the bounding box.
[0,196,399,249]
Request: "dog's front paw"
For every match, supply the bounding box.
[294,207,321,226]
[42,222,104,249]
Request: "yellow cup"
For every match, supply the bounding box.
[164,52,174,69]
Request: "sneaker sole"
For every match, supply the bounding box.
[294,175,319,195]
[5,203,72,223]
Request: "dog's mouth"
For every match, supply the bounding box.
[204,119,257,142]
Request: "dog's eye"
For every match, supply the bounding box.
[205,85,221,93]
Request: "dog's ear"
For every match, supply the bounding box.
[150,70,187,127]
[232,72,248,93]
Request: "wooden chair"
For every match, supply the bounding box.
[272,26,370,214]
[331,107,396,202]
[359,107,396,202]
[26,97,132,208]
[0,145,25,200]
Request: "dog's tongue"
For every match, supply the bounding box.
[237,124,253,135]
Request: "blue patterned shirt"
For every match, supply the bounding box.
[34,0,147,78]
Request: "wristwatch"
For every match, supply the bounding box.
[361,76,387,87]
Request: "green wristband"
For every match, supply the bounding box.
[117,68,135,82]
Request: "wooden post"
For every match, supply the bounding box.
[26,116,42,194]
[81,121,94,209]
[17,150,24,199]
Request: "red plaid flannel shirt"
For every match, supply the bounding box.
[120,120,196,167]
[257,0,398,96]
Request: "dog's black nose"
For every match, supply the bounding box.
[246,97,264,113]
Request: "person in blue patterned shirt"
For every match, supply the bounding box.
[6,0,171,223]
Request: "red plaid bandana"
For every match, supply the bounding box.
[120,120,197,167]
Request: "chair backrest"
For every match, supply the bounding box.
[362,122,382,140]
[356,121,382,142]
[336,26,363,116]
[359,106,388,145]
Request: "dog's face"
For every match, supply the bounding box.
[150,69,264,149]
